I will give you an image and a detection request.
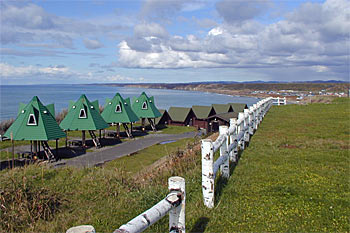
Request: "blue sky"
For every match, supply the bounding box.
[1,0,349,84]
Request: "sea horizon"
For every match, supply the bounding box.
[0,84,259,121]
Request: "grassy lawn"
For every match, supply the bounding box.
[0,98,348,232]
[105,137,196,174]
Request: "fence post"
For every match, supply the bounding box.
[238,112,245,150]
[229,118,238,162]
[201,139,214,208]
[253,104,258,130]
[248,106,254,135]
[168,176,186,233]
[219,126,229,179]
[243,109,250,143]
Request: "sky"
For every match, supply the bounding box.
[0,0,349,84]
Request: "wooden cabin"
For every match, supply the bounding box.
[155,109,170,126]
[132,92,161,131]
[229,103,248,113]
[212,104,234,114]
[206,112,239,132]
[101,93,139,138]
[168,107,195,126]
[60,94,109,148]
[4,96,66,160]
[191,105,216,132]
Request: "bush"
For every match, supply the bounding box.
[0,118,14,135]
[55,109,68,124]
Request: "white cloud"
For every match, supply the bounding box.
[0,63,144,83]
[117,0,349,80]
[0,63,75,79]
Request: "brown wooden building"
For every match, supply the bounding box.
[155,109,170,125]
[168,107,196,126]
[206,112,239,132]
[192,105,216,131]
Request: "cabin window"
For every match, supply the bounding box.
[79,109,87,118]
[115,104,122,113]
[27,114,37,125]
[142,101,148,109]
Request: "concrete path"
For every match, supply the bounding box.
[52,131,197,168]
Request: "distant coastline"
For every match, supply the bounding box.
[94,81,349,99]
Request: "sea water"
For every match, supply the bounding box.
[0,84,259,121]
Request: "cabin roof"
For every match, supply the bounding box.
[101,93,139,124]
[228,103,248,113]
[207,112,239,123]
[155,109,167,125]
[168,107,191,122]
[211,104,233,114]
[132,92,161,118]
[192,105,215,119]
[4,96,66,140]
[60,94,109,131]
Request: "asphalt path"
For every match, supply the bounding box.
[53,131,197,168]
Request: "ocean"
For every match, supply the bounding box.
[0,84,259,121]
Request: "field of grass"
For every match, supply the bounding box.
[0,98,349,232]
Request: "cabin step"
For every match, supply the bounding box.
[89,130,101,148]
[148,118,157,132]
[41,141,55,161]
[122,123,133,138]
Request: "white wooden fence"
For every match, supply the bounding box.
[272,97,286,105]
[66,176,185,233]
[201,97,273,208]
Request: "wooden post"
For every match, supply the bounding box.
[11,132,14,169]
[201,139,214,208]
[244,109,250,143]
[219,126,229,179]
[229,118,238,162]
[141,118,145,131]
[168,176,186,232]
[116,123,120,138]
[38,140,41,157]
[82,130,86,147]
[56,139,58,158]
[34,140,38,156]
[99,129,102,140]
[30,140,33,154]
[65,131,68,148]
[238,113,245,150]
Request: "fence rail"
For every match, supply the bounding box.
[272,97,286,105]
[201,97,273,208]
[66,176,185,233]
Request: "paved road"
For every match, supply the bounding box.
[53,131,197,168]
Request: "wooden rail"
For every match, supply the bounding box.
[66,176,185,233]
[201,97,273,208]
[272,97,287,105]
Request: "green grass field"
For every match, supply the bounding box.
[0,98,349,232]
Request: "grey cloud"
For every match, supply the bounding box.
[140,0,189,20]
[83,38,104,49]
[1,2,123,49]
[216,0,271,23]
[134,22,168,39]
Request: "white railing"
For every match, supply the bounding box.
[66,176,185,233]
[272,97,286,105]
[201,97,273,208]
